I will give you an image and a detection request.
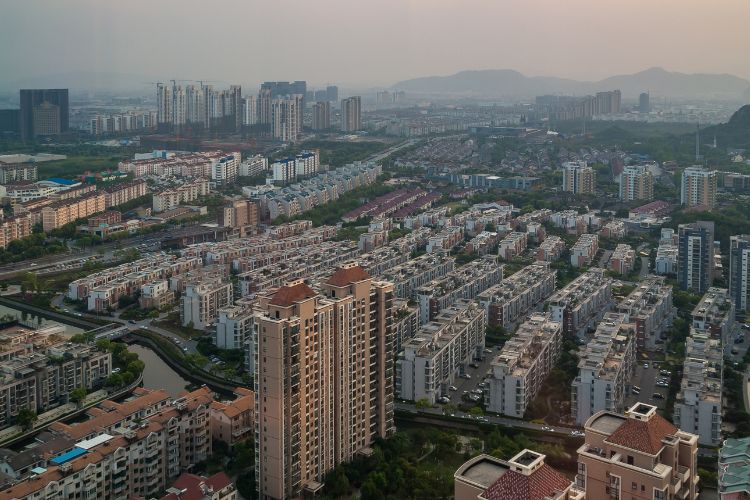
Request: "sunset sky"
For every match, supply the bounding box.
[1,0,748,87]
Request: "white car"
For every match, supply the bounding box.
[449,385,457,391]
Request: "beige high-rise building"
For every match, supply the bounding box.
[340,96,362,132]
[253,264,394,499]
[271,95,303,142]
[576,402,699,500]
[312,101,331,130]
[620,165,654,201]
[562,161,595,195]
[681,166,717,209]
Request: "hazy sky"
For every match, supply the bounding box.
[2,0,749,88]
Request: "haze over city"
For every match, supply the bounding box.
[1,0,749,89]
[2,2,750,500]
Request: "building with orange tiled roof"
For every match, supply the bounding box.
[209,387,254,446]
[252,263,395,499]
[160,471,237,500]
[576,402,698,500]
[455,449,584,500]
[0,386,215,500]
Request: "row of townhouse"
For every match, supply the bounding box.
[548,268,613,337]
[426,225,463,253]
[232,240,357,274]
[465,230,501,256]
[549,210,600,236]
[378,252,455,299]
[342,188,426,222]
[118,150,239,179]
[0,323,66,362]
[498,231,528,260]
[181,224,338,265]
[601,219,626,239]
[416,256,504,323]
[673,331,723,446]
[396,300,487,404]
[616,276,674,350]
[0,343,111,429]
[402,206,449,229]
[357,228,433,276]
[357,218,391,252]
[570,233,599,267]
[68,253,202,308]
[236,242,359,297]
[266,220,312,239]
[571,312,637,425]
[478,261,556,329]
[535,234,566,261]
[609,243,635,275]
[485,313,563,418]
[259,162,382,220]
[673,287,733,446]
[0,387,215,500]
[152,178,211,213]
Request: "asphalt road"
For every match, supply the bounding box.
[624,362,669,411]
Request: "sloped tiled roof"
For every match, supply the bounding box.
[326,265,370,287]
[605,414,677,455]
[483,464,571,500]
[269,282,317,306]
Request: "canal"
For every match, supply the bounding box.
[0,302,191,397]
[125,344,192,397]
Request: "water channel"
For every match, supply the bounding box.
[1,303,190,397]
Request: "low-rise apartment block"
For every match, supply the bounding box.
[548,268,613,337]
[655,242,678,275]
[601,219,626,239]
[103,179,147,208]
[138,280,174,310]
[426,225,463,253]
[393,299,420,355]
[609,243,635,275]
[215,304,254,350]
[210,387,254,446]
[691,287,734,341]
[239,154,268,177]
[0,387,214,500]
[0,343,111,428]
[576,402,698,500]
[465,231,500,256]
[397,300,486,404]
[570,233,599,267]
[719,437,750,499]
[378,252,454,299]
[152,178,211,212]
[535,235,566,262]
[416,256,503,323]
[119,150,239,179]
[673,330,723,446]
[0,214,33,249]
[498,231,528,260]
[181,277,233,329]
[616,277,674,350]
[454,449,584,500]
[41,191,107,231]
[478,261,556,329]
[485,314,562,418]
[571,313,636,424]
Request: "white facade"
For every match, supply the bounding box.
[486,314,562,417]
[571,312,636,425]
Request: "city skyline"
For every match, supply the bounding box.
[1,0,749,90]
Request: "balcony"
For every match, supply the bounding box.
[677,465,690,483]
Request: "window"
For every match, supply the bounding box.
[627,455,634,465]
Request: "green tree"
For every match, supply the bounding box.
[16,408,38,430]
[105,373,124,388]
[70,387,88,405]
[415,398,432,409]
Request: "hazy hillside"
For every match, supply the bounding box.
[394,67,750,100]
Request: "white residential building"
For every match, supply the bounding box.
[181,279,234,329]
[485,314,562,417]
[571,312,636,425]
[396,300,486,404]
[548,268,612,337]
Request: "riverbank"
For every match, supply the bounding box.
[0,295,105,330]
[125,330,248,396]
[0,372,143,448]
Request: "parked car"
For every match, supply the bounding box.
[652,393,664,400]
[449,385,457,391]
[643,363,649,369]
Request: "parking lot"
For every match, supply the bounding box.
[442,345,499,406]
[625,362,670,410]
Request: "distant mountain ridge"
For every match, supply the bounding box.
[393,67,750,100]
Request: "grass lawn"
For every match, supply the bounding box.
[151,311,204,339]
[36,155,124,179]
